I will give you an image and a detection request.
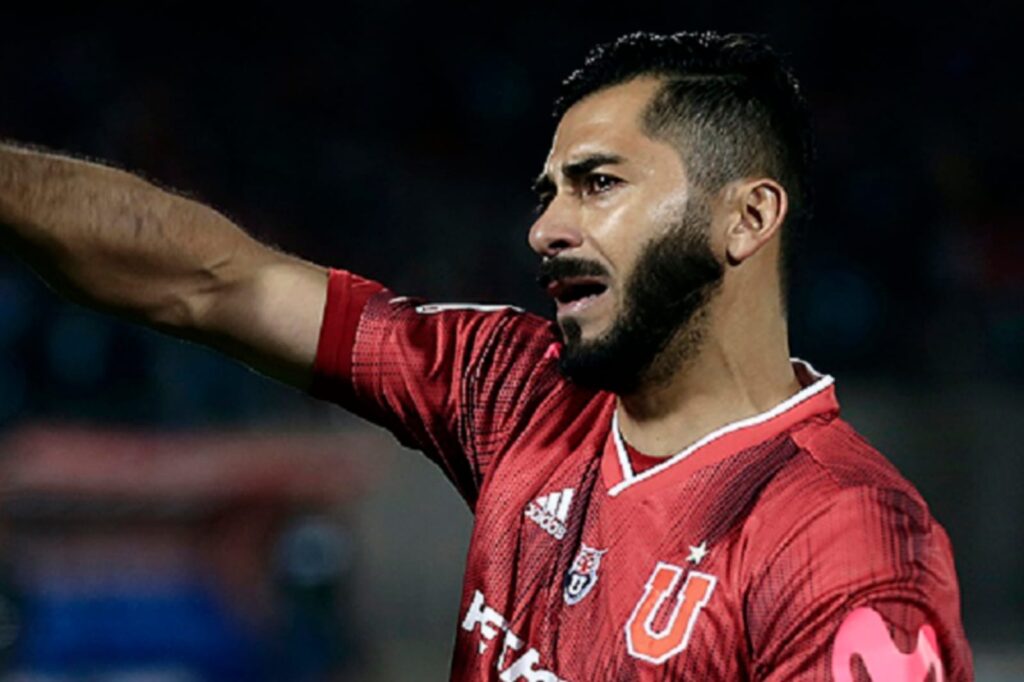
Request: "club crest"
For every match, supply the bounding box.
[564,544,607,605]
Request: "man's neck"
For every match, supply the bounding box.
[615,298,800,459]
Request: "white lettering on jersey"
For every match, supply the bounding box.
[461,589,566,681]
[524,488,574,540]
[462,589,508,653]
[414,302,523,314]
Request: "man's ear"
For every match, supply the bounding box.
[724,179,788,265]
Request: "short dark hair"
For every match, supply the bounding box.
[556,31,814,263]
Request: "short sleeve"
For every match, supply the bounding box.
[747,486,973,681]
[310,269,563,506]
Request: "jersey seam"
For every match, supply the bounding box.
[459,312,505,499]
[461,312,565,496]
[792,419,935,523]
[746,447,935,593]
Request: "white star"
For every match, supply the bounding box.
[687,541,709,565]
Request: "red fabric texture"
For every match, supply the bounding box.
[312,269,972,681]
[623,439,665,475]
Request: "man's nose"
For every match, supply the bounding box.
[528,203,584,257]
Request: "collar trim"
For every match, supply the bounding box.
[607,359,836,497]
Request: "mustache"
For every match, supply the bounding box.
[536,257,610,290]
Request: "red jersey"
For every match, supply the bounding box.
[311,269,972,681]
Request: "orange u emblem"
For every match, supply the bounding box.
[625,562,717,664]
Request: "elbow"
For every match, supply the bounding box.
[144,249,257,336]
[143,289,208,331]
[131,259,235,333]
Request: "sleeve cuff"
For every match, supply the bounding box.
[310,268,387,399]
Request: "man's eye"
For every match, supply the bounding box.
[584,174,621,196]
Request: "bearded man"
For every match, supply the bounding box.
[0,31,971,680]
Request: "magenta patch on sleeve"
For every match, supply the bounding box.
[831,607,943,682]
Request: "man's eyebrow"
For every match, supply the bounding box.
[562,153,625,180]
[532,152,626,196]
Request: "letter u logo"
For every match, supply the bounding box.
[625,562,717,664]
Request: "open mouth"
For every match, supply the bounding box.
[547,277,609,306]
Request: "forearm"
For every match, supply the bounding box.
[0,143,268,329]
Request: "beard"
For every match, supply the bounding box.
[541,198,724,395]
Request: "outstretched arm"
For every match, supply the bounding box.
[0,142,328,388]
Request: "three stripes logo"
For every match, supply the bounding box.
[524,488,574,540]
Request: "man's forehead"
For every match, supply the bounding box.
[544,77,667,173]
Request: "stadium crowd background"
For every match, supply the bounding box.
[0,4,1020,680]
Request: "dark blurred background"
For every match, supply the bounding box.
[0,2,1020,680]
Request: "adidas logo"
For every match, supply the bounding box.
[524,488,574,540]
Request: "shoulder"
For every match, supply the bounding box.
[763,415,930,519]
[366,297,595,437]
[362,293,550,335]
[740,418,969,677]
[791,416,920,493]
[355,292,562,373]
[743,416,944,570]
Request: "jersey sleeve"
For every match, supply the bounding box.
[310,269,562,506]
[747,486,973,681]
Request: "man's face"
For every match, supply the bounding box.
[530,78,725,393]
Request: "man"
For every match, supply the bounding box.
[0,31,971,680]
